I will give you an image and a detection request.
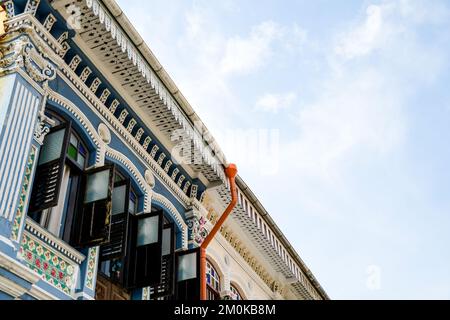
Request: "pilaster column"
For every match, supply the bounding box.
[75,246,99,300]
[0,74,41,249]
[10,93,54,246]
[0,23,57,250]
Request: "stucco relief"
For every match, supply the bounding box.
[0,34,56,82]
[186,210,208,246]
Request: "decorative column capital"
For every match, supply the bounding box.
[34,108,54,145]
[0,30,57,83]
[33,82,55,145]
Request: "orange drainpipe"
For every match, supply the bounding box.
[200,164,238,300]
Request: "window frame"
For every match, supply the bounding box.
[175,247,200,301]
[230,283,244,300]
[71,164,115,248]
[124,210,164,289]
[206,260,221,295]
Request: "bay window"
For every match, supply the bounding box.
[27,111,114,249]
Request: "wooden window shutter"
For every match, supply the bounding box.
[29,123,71,213]
[124,210,163,289]
[150,223,175,299]
[175,248,200,301]
[100,179,131,261]
[72,165,115,247]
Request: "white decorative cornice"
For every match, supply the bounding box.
[84,0,226,185]
[4,14,63,56]
[24,0,41,16]
[57,66,193,207]
[43,13,56,32]
[47,88,102,157]
[48,89,156,212]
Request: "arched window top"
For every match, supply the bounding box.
[44,109,89,169]
[230,283,244,300]
[206,260,221,292]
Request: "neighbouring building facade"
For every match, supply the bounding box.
[0,0,328,300]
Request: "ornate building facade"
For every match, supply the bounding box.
[0,0,328,300]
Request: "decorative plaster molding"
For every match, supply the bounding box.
[3,1,15,19]
[24,0,41,16]
[105,147,152,212]
[24,219,85,264]
[99,89,110,104]
[85,0,227,184]
[80,67,92,82]
[0,34,56,82]
[219,224,275,292]
[33,118,52,145]
[58,64,193,207]
[186,209,208,247]
[135,128,144,142]
[43,13,56,32]
[11,147,37,242]
[152,192,188,249]
[98,123,111,145]
[145,169,155,189]
[34,84,55,145]
[5,14,63,56]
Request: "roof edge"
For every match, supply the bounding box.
[101,0,228,167]
[236,175,330,300]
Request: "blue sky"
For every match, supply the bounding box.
[116,0,450,299]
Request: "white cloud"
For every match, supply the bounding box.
[334,4,389,59]
[287,0,447,183]
[220,21,281,75]
[255,92,297,113]
[284,69,406,181]
[334,1,450,61]
[219,21,308,76]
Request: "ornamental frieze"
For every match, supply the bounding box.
[219,225,275,292]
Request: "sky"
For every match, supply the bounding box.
[116,0,450,299]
